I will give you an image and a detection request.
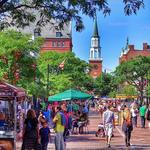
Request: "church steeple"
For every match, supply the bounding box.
[125,37,129,50]
[89,17,102,78]
[89,17,101,60]
[93,17,99,38]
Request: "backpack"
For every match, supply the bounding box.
[59,112,67,126]
[147,109,150,120]
[124,117,132,127]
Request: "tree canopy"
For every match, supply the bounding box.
[115,56,150,102]
[0,30,43,95]
[94,72,118,97]
[37,51,93,95]
[0,0,144,31]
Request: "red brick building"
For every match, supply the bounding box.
[17,18,72,53]
[89,18,102,78]
[41,38,72,53]
[119,38,150,63]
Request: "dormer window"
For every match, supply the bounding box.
[56,32,62,37]
[34,28,41,38]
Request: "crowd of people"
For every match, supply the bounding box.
[20,100,90,150]
[16,98,150,149]
[95,99,150,148]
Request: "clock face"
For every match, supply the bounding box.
[93,64,98,70]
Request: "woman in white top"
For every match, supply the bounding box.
[130,105,138,128]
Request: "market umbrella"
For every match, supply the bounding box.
[48,89,92,102]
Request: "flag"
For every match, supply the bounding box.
[59,59,66,70]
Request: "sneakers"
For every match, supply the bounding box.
[126,143,130,147]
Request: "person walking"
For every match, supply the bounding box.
[130,105,138,128]
[139,103,147,128]
[121,105,133,147]
[146,104,150,128]
[103,105,115,148]
[21,109,39,150]
[53,106,65,150]
[40,121,51,150]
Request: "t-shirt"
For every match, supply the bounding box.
[140,105,147,117]
[73,104,79,112]
[130,108,138,117]
[53,113,64,133]
[40,127,50,143]
[67,104,73,112]
[103,110,114,125]
[82,106,88,113]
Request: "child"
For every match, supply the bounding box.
[39,121,51,150]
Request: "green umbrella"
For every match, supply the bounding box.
[48,89,92,102]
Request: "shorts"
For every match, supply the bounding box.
[105,124,113,137]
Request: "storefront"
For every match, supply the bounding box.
[0,81,26,150]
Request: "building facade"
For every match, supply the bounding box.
[15,12,72,53]
[119,38,150,63]
[89,18,102,78]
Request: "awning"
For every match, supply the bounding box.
[48,89,92,102]
[0,81,26,100]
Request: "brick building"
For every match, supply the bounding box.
[119,38,150,63]
[89,18,102,78]
[15,13,72,53]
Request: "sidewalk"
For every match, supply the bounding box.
[17,110,150,150]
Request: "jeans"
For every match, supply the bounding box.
[54,132,65,150]
[132,116,137,127]
[41,142,48,150]
[124,130,131,146]
[140,116,145,128]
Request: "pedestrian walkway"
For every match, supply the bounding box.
[17,110,150,150]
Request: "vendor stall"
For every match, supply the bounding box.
[0,81,26,150]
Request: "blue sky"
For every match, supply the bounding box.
[72,0,150,72]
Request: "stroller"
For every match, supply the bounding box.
[95,123,105,137]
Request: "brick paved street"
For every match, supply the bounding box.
[17,109,150,150]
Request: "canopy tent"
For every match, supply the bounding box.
[0,81,26,100]
[0,81,26,149]
[48,89,92,102]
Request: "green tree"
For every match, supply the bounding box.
[122,85,137,96]
[0,0,144,31]
[0,30,43,94]
[37,51,92,95]
[94,72,117,97]
[115,56,150,103]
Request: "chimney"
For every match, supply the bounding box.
[143,43,148,50]
[129,45,134,51]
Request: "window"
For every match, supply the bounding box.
[57,41,61,47]
[34,28,41,38]
[62,42,65,47]
[52,41,56,47]
[56,32,62,37]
